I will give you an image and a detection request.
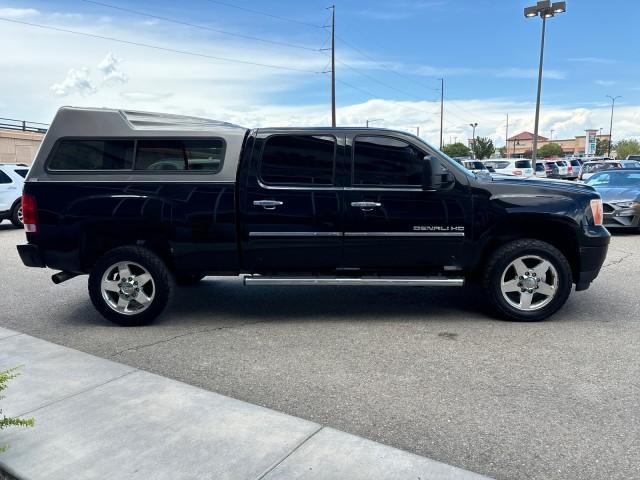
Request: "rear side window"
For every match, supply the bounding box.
[353,136,423,186]
[515,160,532,169]
[0,171,11,184]
[14,169,28,178]
[260,135,335,186]
[485,161,509,169]
[48,140,134,170]
[135,139,225,171]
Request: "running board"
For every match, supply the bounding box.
[243,275,464,287]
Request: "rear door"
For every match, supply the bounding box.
[240,131,344,272]
[342,133,471,271]
[0,169,19,211]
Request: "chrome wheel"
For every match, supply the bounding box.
[17,206,23,224]
[500,255,558,311]
[101,261,155,316]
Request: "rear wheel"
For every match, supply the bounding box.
[10,201,23,228]
[88,246,173,326]
[483,239,572,321]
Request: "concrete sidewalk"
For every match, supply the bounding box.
[0,327,490,480]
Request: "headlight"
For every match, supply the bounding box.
[611,201,634,208]
[590,199,603,226]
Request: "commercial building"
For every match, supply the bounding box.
[0,119,47,166]
[506,131,611,157]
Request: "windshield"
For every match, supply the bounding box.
[515,160,532,169]
[586,171,640,187]
[583,162,617,174]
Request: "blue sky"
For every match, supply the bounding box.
[0,0,638,145]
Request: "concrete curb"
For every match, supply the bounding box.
[0,327,491,479]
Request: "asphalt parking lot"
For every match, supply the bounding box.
[1,222,638,480]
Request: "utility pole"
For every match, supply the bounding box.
[550,129,554,141]
[330,5,336,127]
[606,95,621,157]
[505,114,509,158]
[469,123,478,159]
[415,126,420,137]
[439,78,444,149]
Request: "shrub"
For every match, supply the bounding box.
[1,367,35,453]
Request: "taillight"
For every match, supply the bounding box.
[22,193,38,234]
[568,165,573,173]
[513,170,523,176]
[590,199,603,226]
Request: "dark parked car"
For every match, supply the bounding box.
[585,169,640,231]
[17,107,610,325]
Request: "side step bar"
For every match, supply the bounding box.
[243,275,464,287]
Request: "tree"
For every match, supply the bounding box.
[596,138,611,156]
[472,137,495,160]
[441,142,471,158]
[538,143,564,158]
[614,139,640,159]
[498,146,507,158]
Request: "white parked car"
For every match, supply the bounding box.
[0,163,29,227]
[483,159,534,178]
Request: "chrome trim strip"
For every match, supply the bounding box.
[244,276,465,287]
[344,232,465,237]
[249,232,342,237]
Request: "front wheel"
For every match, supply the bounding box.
[88,246,173,326]
[483,239,572,321]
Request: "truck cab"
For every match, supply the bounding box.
[18,107,610,326]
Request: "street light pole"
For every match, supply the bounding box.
[606,95,621,157]
[469,122,478,159]
[524,1,566,169]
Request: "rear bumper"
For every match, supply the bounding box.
[17,243,46,268]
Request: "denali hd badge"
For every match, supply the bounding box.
[413,225,465,232]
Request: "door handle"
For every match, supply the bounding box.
[253,200,284,210]
[351,201,382,211]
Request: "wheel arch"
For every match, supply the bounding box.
[471,216,581,282]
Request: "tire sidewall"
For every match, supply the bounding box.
[486,240,572,321]
[88,247,172,326]
[11,200,23,228]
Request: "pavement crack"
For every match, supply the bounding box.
[110,321,268,358]
[603,252,634,269]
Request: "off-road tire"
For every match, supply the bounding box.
[483,239,572,322]
[88,246,173,326]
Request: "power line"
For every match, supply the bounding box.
[335,33,440,92]
[79,0,322,52]
[203,0,323,29]
[0,17,323,74]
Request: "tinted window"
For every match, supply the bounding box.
[0,171,11,184]
[515,160,532,169]
[49,140,134,170]
[485,161,510,169]
[135,139,225,172]
[353,136,423,186]
[260,135,335,185]
[14,169,28,178]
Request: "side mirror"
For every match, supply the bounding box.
[423,155,443,190]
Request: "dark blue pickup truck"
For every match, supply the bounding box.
[17,107,609,326]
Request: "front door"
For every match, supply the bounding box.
[241,131,344,272]
[343,134,470,272]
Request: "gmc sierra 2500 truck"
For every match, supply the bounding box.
[17,107,610,326]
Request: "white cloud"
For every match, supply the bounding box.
[98,52,128,85]
[0,8,39,19]
[594,80,617,86]
[50,67,96,97]
[121,92,173,101]
[567,57,619,65]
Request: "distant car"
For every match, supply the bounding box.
[579,160,640,181]
[626,155,640,161]
[566,159,582,180]
[0,163,29,228]
[585,169,640,231]
[534,162,547,178]
[462,160,491,174]
[543,161,562,179]
[483,159,533,178]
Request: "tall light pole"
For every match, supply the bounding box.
[524,1,566,169]
[329,5,336,127]
[469,122,478,158]
[366,118,384,128]
[606,95,621,157]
